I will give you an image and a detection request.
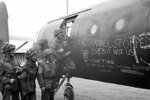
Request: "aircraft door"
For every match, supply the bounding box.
[70,18,86,68]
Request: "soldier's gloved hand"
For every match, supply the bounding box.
[41,87,46,92]
[10,78,16,83]
[57,48,64,53]
[66,51,71,55]
[18,76,21,79]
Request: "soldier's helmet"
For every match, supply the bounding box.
[54,28,63,37]
[39,39,48,46]
[1,42,16,54]
[43,49,54,58]
[25,49,37,59]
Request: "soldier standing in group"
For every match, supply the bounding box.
[53,28,76,80]
[37,49,58,100]
[19,49,38,100]
[39,39,49,53]
[37,39,49,62]
[0,42,20,100]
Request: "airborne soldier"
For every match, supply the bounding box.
[19,49,38,100]
[54,28,75,79]
[38,39,49,62]
[39,39,49,53]
[37,49,58,100]
[0,42,20,100]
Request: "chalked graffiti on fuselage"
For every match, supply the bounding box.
[78,32,150,70]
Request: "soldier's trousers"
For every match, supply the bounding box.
[21,91,36,100]
[41,90,54,100]
[2,89,20,100]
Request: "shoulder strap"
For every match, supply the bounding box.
[0,61,4,75]
[22,65,30,81]
[38,62,45,73]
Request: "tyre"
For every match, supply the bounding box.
[64,83,74,100]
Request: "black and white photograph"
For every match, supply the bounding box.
[0,0,150,100]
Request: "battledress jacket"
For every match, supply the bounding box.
[19,60,38,95]
[37,59,58,91]
[0,58,20,91]
[54,35,76,72]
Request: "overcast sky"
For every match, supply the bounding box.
[0,0,107,51]
[1,0,107,38]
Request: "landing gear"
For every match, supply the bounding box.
[55,73,74,100]
[64,78,74,100]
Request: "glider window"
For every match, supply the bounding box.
[115,19,125,31]
[61,15,78,37]
[66,21,73,37]
[91,24,98,35]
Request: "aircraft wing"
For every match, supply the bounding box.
[0,2,33,63]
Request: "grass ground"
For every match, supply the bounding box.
[39,77,150,100]
[0,77,150,100]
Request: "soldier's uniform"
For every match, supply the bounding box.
[37,49,58,100]
[0,43,20,100]
[54,29,75,78]
[19,49,38,100]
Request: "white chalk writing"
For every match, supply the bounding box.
[78,32,150,66]
[78,32,150,49]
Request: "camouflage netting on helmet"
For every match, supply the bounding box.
[39,39,48,47]
[54,28,63,37]
[25,49,36,59]
[38,39,49,51]
[1,42,16,54]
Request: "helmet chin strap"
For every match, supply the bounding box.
[4,54,14,61]
[28,57,36,63]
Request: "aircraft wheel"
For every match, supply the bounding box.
[64,83,74,100]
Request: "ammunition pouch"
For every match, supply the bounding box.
[23,69,35,93]
[45,79,58,90]
[7,75,19,91]
[19,79,28,96]
[12,80,19,91]
[43,71,56,79]
[3,81,18,92]
[45,79,52,90]
[0,84,3,91]
[52,80,59,89]
[2,77,18,91]
[22,91,28,96]
[26,81,34,93]
[4,84,12,91]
